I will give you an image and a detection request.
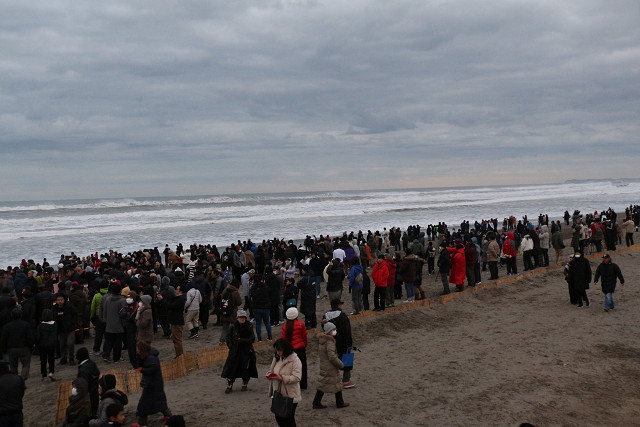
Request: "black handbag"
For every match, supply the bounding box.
[271,388,294,418]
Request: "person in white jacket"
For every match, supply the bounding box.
[184,286,202,339]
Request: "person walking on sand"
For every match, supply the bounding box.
[312,322,349,410]
[281,308,308,389]
[594,254,625,312]
[567,249,591,308]
[322,300,355,389]
[132,341,172,427]
[221,309,258,393]
[267,338,302,427]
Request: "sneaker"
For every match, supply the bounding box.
[604,308,609,312]
[241,384,248,392]
[48,373,56,381]
[188,334,198,339]
[90,351,101,356]
[403,300,411,303]
[577,304,584,308]
[225,386,232,394]
[313,403,327,409]
[343,381,355,389]
[337,402,350,408]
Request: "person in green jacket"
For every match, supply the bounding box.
[90,283,108,356]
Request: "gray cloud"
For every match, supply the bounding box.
[1,0,639,199]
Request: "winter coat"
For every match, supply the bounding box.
[54,302,78,334]
[487,240,501,261]
[325,264,345,292]
[96,389,128,424]
[37,321,58,348]
[268,352,303,403]
[346,265,364,289]
[266,271,281,304]
[385,258,397,287]
[371,261,389,287]
[296,275,316,315]
[437,249,450,274]
[137,349,169,417]
[219,285,242,323]
[623,219,635,234]
[77,358,100,415]
[250,281,271,309]
[316,333,344,394]
[1,319,35,353]
[539,226,550,249]
[464,245,477,267]
[323,309,352,355]
[399,256,418,283]
[167,294,185,326]
[65,378,91,427]
[221,321,258,380]
[135,304,154,343]
[101,293,125,334]
[567,257,592,293]
[184,288,202,312]
[281,319,308,350]
[594,262,624,294]
[447,247,466,285]
[501,234,517,258]
[551,231,565,250]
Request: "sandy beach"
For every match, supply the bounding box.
[23,241,640,427]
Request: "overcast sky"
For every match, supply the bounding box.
[1,0,639,201]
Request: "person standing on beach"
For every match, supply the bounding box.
[322,300,355,389]
[623,216,635,246]
[101,282,126,363]
[371,255,388,311]
[485,235,500,280]
[551,228,565,265]
[325,259,345,303]
[567,250,591,308]
[448,240,467,291]
[426,242,436,274]
[221,309,258,393]
[437,242,451,295]
[312,322,349,409]
[594,254,624,311]
[54,292,78,365]
[297,265,317,329]
[218,279,242,345]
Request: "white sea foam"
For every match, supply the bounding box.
[1,181,638,266]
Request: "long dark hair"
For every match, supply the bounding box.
[273,338,295,359]
[285,319,294,342]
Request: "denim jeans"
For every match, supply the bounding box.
[253,308,271,341]
[404,282,414,300]
[604,292,614,310]
[312,276,323,297]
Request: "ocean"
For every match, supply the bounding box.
[1,181,639,267]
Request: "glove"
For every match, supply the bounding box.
[137,367,143,372]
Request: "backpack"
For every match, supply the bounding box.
[355,272,363,285]
[361,271,371,294]
[220,290,232,317]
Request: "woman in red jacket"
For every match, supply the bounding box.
[447,240,467,292]
[281,308,308,389]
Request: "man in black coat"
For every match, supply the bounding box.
[76,347,100,416]
[1,308,35,380]
[0,360,25,426]
[296,265,317,329]
[594,254,625,311]
[54,293,78,365]
[567,249,591,308]
[163,286,185,358]
[437,242,451,295]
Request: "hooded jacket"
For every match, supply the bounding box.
[316,333,344,394]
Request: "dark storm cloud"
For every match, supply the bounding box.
[1,0,639,199]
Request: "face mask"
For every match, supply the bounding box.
[126,298,134,304]
[330,330,337,336]
[71,387,78,396]
[574,254,581,258]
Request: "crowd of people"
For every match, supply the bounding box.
[0,204,638,426]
